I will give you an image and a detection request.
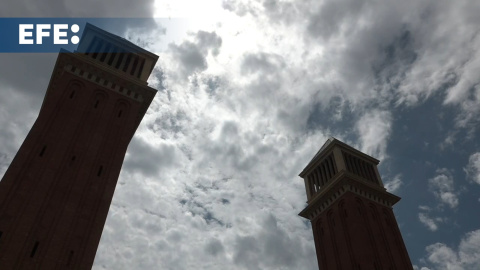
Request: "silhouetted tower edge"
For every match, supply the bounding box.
[0,23,158,269]
[299,137,413,270]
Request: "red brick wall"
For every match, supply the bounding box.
[311,192,413,270]
[0,65,142,269]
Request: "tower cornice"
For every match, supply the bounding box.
[299,170,400,220]
[299,137,379,178]
[41,50,157,130]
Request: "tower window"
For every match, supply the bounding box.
[0,230,3,240]
[137,58,145,78]
[30,241,39,258]
[69,90,75,99]
[115,52,125,69]
[39,145,47,157]
[123,54,132,72]
[85,36,97,56]
[97,166,103,177]
[118,110,122,118]
[91,39,104,59]
[94,100,99,109]
[343,151,378,183]
[130,56,139,75]
[108,49,118,66]
[99,43,111,62]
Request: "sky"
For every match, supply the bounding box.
[1,0,480,269]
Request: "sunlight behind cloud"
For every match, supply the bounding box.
[154,0,232,30]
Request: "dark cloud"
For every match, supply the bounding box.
[0,85,40,177]
[0,54,56,103]
[234,235,261,269]
[241,52,285,75]
[205,238,225,256]
[222,0,259,17]
[169,31,222,77]
[147,109,189,140]
[306,96,355,132]
[233,214,314,269]
[0,0,155,18]
[123,137,178,178]
[307,0,366,40]
[199,120,261,172]
[169,41,208,75]
[0,152,9,177]
[196,31,223,57]
[262,0,298,25]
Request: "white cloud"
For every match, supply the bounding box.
[465,152,480,185]
[428,168,459,209]
[396,0,480,105]
[419,205,432,212]
[423,229,480,270]
[426,243,463,270]
[418,169,460,232]
[413,266,432,270]
[384,174,403,193]
[459,230,480,266]
[454,86,480,133]
[418,212,441,232]
[355,110,392,161]
[0,152,8,178]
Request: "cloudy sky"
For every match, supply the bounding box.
[1,0,480,269]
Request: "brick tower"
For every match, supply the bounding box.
[0,24,158,269]
[299,137,413,270]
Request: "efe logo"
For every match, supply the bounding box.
[19,24,80,45]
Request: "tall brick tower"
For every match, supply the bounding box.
[299,137,413,270]
[0,24,158,269]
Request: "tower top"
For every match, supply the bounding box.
[299,137,379,178]
[298,137,400,212]
[298,137,413,269]
[76,23,159,82]
[43,23,159,130]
